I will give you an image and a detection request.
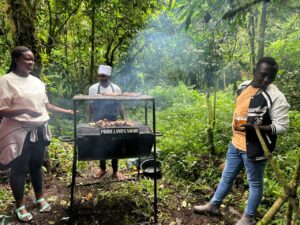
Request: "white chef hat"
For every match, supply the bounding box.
[98,65,112,76]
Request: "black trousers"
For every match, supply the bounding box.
[10,128,48,201]
[100,159,118,173]
[94,115,119,173]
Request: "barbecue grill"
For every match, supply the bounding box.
[76,122,154,160]
[70,94,158,223]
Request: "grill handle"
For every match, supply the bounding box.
[154,131,163,137]
[59,136,74,142]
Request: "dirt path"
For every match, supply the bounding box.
[0,168,241,225]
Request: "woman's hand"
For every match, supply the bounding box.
[0,107,42,118]
[233,124,246,131]
[46,103,74,115]
[65,109,74,115]
[23,108,42,117]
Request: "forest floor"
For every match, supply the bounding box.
[0,163,242,225]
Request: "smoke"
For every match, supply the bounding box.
[114,14,202,92]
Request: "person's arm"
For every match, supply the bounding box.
[119,102,125,120]
[269,94,290,135]
[46,103,73,115]
[87,85,97,121]
[241,92,290,134]
[0,107,42,118]
[257,125,272,133]
[241,124,272,133]
[116,85,124,120]
[87,102,93,121]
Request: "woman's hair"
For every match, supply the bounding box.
[7,46,32,73]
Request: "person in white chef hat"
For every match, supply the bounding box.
[88,65,125,180]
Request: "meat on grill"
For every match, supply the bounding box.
[94,92,141,97]
[88,119,134,128]
[122,92,141,97]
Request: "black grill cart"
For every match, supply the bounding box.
[70,94,158,223]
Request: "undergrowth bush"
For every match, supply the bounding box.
[148,84,234,181]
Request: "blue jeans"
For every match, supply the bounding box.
[210,143,266,216]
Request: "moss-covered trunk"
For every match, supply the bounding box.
[7,0,43,77]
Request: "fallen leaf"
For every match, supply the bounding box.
[47,196,57,202]
[181,200,187,208]
[60,200,68,206]
[176,217,182,225]
[85,193,93,201]
[93,197,99,206]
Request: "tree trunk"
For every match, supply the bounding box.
[257,1,268,60]
[90,0,96,85]
[222,0,266,20]
[7,0,43,77]
[247,9,256,67]
[286,201,293,225]
[1,8,13,51]
[64,24,68,80]
[205,90,215,155]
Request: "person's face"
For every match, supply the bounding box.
[15,51,35,75]
[98,74,109,83]
[252,63,276,89]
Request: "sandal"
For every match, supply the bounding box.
[112,172,126,181]
[15,205,33,222]
[93,169,107,178]
[34,198,51,213]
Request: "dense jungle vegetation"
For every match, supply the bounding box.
[0,0,299,224]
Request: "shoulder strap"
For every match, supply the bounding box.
[110,83,115,93]
[236,83,250,96]
[97,82,101,94]
[97,82,115,93]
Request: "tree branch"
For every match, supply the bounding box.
[53,0,83,38]
[222,0,266,20]
[255,127,300,224]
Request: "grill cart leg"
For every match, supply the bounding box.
[138,158,141,179]
[153,152,158,223]
[69,100,78,224]
[152,99,158,223]
[69,147,77,223]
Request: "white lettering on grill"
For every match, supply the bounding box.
[100,128,139,135]
[100,129,113,134]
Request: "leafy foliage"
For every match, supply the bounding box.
[0,1,299,224]
[267,26,300,110]
[152,84,300,223]
[47,138,74,177]
[148,84,234,181]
